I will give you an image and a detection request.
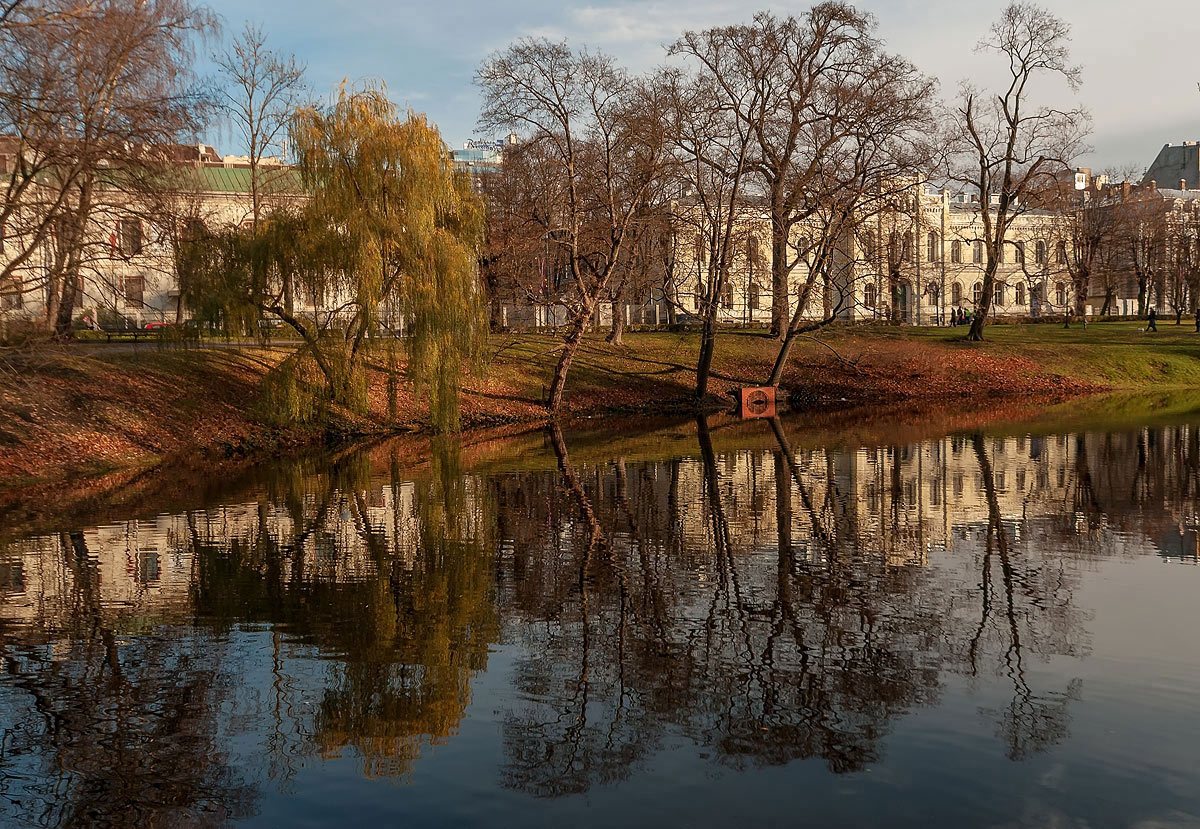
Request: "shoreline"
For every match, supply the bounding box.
[6,321,1197,497]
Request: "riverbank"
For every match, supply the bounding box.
[3,319,1192,490]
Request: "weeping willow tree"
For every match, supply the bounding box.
[179,83,486,431]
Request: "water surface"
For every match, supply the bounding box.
[1,413,1198,827]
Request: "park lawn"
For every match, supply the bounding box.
[6,319,1200,489]
[825,319,1200,389]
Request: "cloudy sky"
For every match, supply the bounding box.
[198,0,1199,173]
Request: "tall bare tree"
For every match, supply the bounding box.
[477,40,669,411]
[658,65,757,399]
[215,21,306,226]
[942,2,1089,342]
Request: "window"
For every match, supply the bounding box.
[994,281,1005,305]
[862,231,875,260]
[951,282,963,305]
[1014,241,1025,265]
[1055,282,1066,306]
[927,232,939,262]
[973,240,983,264]
[926,281,940,302]
[721,278,733,309]
[951,240,962,264]
[118,218,143,257]
[122,274,144,306]
[972,281,983,305]
[864,283,877,308]
[0,276,20,310]
[1035,240,1047,264]
[902,231,913,263]
[1056,241,1068,265]
[1015,282,1026,305]
[749,280,760,311]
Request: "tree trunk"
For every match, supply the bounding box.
[547,306,591,411]
[605,297,624,345]
[966,258,1000,342]
[767,327,798,387]
[54,271,78,338]
[770,220,787,339]
[695,316,717,399]
[1137,274,1148,316]
[1100,291,1113,317]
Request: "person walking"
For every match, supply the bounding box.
[1148,307,1158,332]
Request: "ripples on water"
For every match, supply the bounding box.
[0,416,1198,827]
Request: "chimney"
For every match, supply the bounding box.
[1150,180,1157,191]
[1181,179,1188,191]
[1121,181,1131,199]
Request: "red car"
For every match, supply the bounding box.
[144,321,172,330]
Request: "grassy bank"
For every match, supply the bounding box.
[2,318,1194,489]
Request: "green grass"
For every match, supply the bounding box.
[829,319,1200,388]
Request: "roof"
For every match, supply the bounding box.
[160,163,306,196]
[1154,188,1200,202]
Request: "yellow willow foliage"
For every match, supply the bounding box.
[291,83,487,431]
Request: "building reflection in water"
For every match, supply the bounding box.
[1,418,1198,822]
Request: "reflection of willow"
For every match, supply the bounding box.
[0,531,255,828]
[190,444,498,783]
[498,418,947,797]
[968,434,1082,761]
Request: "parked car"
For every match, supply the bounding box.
[144,321,173,330]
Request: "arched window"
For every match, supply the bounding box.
[864,283,877,308]
[749,280,760,311]
[951,240,962,264]
[1055,282,1067,306]
[951,282,963,305]
[1015,282,1026,305]
[973,240,983,264]
[902,231,913,263]
[1014,241,1025,265]
[994,281,1005,306]
[1035,240,1047,264]
[721,278,734,309]
[927,232,939,262]
[972,281,983,305]
[1056,241,1068,265]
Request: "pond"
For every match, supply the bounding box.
[1,409,1198,827]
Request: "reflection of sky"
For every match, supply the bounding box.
[197,0,1200,170]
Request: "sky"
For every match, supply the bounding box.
[196,0,1200,174]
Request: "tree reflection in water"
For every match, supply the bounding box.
[1,418,1198,817]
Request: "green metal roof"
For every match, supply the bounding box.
[177,165,306,196]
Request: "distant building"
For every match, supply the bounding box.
[450,134,515,193]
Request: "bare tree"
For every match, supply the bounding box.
[477,40,669,411]
[942,2,1089,342]
[0,0,216,338]
[215,21,306,226]
[658,65,757,399]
